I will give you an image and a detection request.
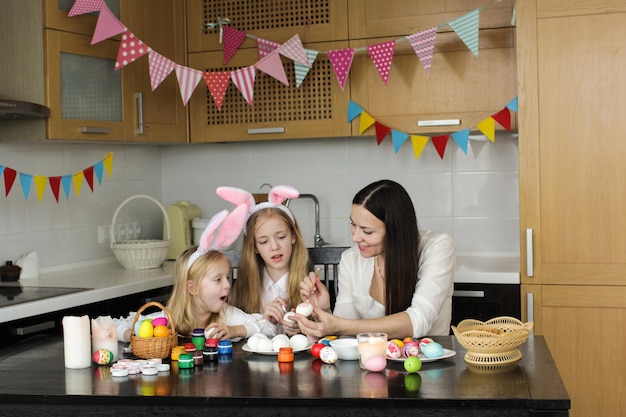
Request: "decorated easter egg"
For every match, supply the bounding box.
[151,317,168,328]
[289,334,309,351]
[153,325,169,338]
[419,337,434,352]
[403,341,420,357]
[386,340,403,359]
[404,356,422,373]
[138,320,154,338]
[390,338,405,349]
[93,349,114,365]
[311,343,326,358]
[364,355,387,372]
[422,341,444,359]
[319,346,338,364]
[295,301,313,317]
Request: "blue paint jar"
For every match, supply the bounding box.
[217,339,233,355]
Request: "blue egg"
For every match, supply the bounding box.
[422,342,444,359]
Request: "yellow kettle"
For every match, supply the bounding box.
[165,200,201,260]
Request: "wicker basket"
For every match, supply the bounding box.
[110,195,171,270]
[452,316,534,365]
[130,301,178,359]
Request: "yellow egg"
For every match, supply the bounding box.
[138,319,154,338]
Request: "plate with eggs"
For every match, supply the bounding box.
[243,333,313,355]
[385,337,456,363]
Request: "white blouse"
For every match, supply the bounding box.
[333,230,455,337]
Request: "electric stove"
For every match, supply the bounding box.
[0,282,91,308]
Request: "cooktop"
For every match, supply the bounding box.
[0,282,91,308]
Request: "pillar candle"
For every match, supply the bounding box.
[91,316,118,363]
[62,315,92,369]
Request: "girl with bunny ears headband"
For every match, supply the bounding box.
[217,185,311,336]
[113,201,277,342]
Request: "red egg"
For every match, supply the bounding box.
[311,343,326,358]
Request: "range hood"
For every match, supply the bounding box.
[0,99,50,121]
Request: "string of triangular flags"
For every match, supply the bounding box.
[349,98,518,160]
[0,152,114,203]
[67,0,512,110]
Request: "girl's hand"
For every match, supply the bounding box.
[300,272,331,311]
[281,308,301,336]
[294,304,336,339]
[262,297,288,324]
[204,323,228,340]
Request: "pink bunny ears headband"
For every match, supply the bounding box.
[216,185,299,233]
[187,185,299,270]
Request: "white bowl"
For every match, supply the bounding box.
[330,338,359,360]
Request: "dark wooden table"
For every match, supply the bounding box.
[0,335,569,417]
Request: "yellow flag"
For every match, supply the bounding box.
[34,175,47,202]
[410,135,429,159]
[359,111,376,134]
[477,117,496,142]
[73,172,84,196]
[104,152,114,177]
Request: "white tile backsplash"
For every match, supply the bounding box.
[0,131,519,268]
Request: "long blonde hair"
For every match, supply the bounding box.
[167,247,229,337]
[231,207,309,312]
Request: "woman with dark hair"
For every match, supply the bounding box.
[295,179,455,339]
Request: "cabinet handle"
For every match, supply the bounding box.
[453,290,485,298]
[81,127,110,134]
[526,293,534,332]
[134,92,145,135]
[526,228,534,277]
[417,119,460,127]
[247,127,285,134]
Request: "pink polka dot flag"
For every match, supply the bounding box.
[367,40,396,85]
[203,71,231,110]
[327,48,356,91]
[115,30,150,70]
[222,26,247,66]
[68,0,104,17]
[279,34,310,67]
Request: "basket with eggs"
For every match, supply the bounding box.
[130,301,178,359]
[451,316,534,366]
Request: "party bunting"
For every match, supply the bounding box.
[91,3,125,45]
[327,48,355,91]
[448,9,480,57]
[0,153,114,202]
[257,37,281,60]
[367,40,396,85]
[406,27,438,74]
[222,26,247,65]
[175,65,203,106]
[148,51,176,91]
[348,99,517,161]
[278,34,311,67]
[115,30,150,70]
[255,50,289,86]
[295,49,320,87]
[68,0,103,17]
[204,71,231,110]
[231,66,256,105]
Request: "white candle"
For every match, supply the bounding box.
[357,333,388,369]
[62,315,92,369]
[91,316,118,363]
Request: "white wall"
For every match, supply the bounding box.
[0,131,518,268]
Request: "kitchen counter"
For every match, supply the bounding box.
[0,335,569,416]
[0,260,175,324]
[455,255,520,284]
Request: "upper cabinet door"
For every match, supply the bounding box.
[187,0,349,53]
[347,0,516,39]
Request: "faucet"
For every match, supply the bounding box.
[285,193,328,247]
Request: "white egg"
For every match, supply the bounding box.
[295,301,313,317]
[252,332,269,339]
[256,338,273,352]
[289,334,309,351]
[272,336,291,351]
[247,334,261,351]
[273,333,290,342]
[204,327,216,338]
[283,311,296,323]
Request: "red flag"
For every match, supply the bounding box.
[49,176,62,203]
[374,122,391,145]
[491,107,512,131]
[3,167,16,197]
[431,135,450,159]
[83,166,95,192]
[222,26,247,65]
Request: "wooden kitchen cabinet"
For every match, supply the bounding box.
[517,1,626,416]
[186,0,348,53]
[188,41,352,142]
[347,0,516,40]
[349,27,516,136]
[5,0,187,143]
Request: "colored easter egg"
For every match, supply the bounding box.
[151,317,168,328]
[93,349,114,365]
[311,343,326,358]
[403,341,420,357]
[364,355,387,372]
[138,320,154,338]
[386,340,403,359]
[422,341,444,359]
[319,346,338,364]
[404,356,422,373]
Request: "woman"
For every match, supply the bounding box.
[295,179,455,339]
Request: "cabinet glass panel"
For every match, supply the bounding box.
[57,0,120,16]
[60,53,122,121]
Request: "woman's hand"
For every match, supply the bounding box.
[262,297,288,324]
[294,304,337,339]
[300,272,331,312]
